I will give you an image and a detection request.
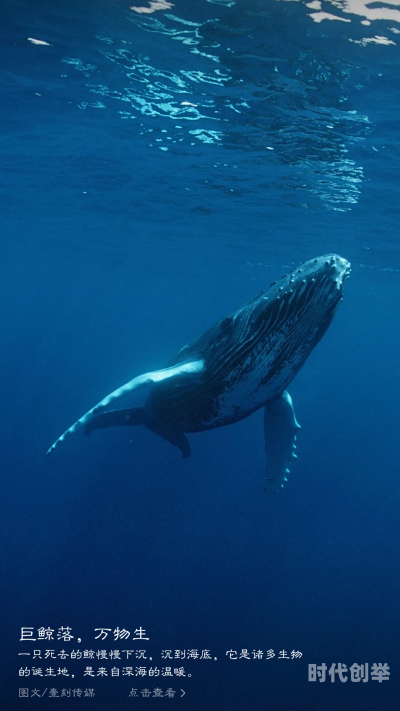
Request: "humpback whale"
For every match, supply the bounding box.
[48,254,350,492]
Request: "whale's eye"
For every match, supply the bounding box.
[220,317,232,330]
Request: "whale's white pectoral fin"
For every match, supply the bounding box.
[263,391,301,494]
[47,359,205,455]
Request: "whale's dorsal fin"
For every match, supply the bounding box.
[47,360,205,454]
[263,391,301,493]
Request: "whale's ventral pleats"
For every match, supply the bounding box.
[47,254,350,493]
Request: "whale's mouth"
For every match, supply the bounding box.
[332,255,351,288]
[297,254,351,302]
[257,254,351,362]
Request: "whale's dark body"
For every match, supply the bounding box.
[48,254,350,491]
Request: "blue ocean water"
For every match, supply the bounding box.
[1,0,399,708]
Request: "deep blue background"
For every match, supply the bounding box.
[1,0,399,708]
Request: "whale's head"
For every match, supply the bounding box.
[282,252,350,326]
[248,253,351,392]
[158,253,351,422]
[211,253,352,398]
[283,253,351,325]
[142,254,350,430]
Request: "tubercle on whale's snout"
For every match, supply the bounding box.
[307,254,351,278]
[268,254,351,295]
[253,255,351,333]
